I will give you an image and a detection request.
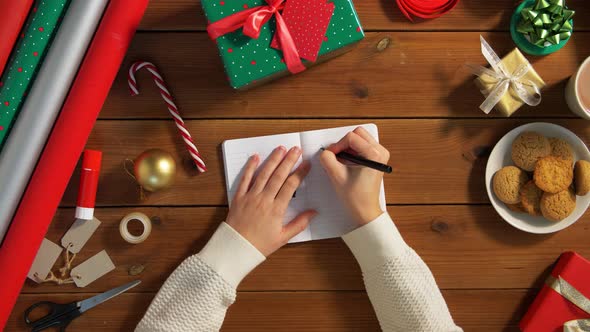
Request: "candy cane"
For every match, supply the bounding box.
[128,61,207,173]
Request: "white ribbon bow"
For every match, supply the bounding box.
[468,36,542,114]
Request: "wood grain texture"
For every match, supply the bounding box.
[101,32,590,119]
[58,119,590,206]
[11,2,590,330]
[8,290,527,331]
[20,206,587,294]
[139,0,590,32]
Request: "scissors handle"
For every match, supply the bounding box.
[24,301,81,332]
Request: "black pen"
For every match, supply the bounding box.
[320,148,392,173]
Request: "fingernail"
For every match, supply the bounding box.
[251,153,259,161]
[277,146,286,152]
[291,146,301,153]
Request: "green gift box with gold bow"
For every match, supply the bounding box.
[511,0,575,56]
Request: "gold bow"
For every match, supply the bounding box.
[467,36,542,114]
[546,275,590,332]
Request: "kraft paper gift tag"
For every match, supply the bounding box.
[28,238,63,283]
[70,250,115,287]
[61,217,101,253]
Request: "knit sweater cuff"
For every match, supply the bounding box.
[198,222,266,288]
[342,212,408,272]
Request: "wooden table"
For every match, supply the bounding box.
[7,0,590,331]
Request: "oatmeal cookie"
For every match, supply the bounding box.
[520,181,543,216]
[506,203,526,213]
[493,166,529,204]
[549,137,574,165]
[534,156,573,194]
[574,160,590,196]
[511,132,551,171]
[540,189,576,222]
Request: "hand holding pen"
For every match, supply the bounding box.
[320,127,391,226]
[319,148,392,173]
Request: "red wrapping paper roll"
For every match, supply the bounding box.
[0,0,34,75]
[0,0,149,328]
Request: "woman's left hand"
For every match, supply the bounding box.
[226,146,317,257]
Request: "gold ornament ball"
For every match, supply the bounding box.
[134,149,177,192]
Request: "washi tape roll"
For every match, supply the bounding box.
[119,212,152,244]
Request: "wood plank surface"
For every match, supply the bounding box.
[10,1,590,331]
[58,119,590,206]
[101,32,590,119]
[20,206,586,294]
[8,290,528,331]
[139,0,590,32]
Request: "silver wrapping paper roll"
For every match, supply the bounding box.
[0,0,109,242]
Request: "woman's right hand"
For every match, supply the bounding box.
[319,127,390,226]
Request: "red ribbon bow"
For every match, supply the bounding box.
[207,0,306,74]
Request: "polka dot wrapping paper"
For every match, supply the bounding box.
[0,0,71,149]
[202,0,364,89]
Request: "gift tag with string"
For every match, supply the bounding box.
[28,238,63,283]
[70,250,115,287]
[61,217,101,254]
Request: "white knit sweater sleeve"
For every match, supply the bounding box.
[135,222,265,332]
[342,212,462,332]
[136,214,461,332]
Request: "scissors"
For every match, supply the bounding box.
[24,280,141,331]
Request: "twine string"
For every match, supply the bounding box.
[36,243,77,285]
[123,158,146,200]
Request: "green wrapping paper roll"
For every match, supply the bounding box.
[0,0,71,148]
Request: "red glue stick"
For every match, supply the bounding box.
[75,150,102,220]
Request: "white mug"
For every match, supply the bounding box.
[566,56,590,119]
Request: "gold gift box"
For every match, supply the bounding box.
[475,48,546,116]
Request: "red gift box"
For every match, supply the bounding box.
[520,252,590,331]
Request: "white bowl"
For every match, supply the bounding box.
[486,122,590,234]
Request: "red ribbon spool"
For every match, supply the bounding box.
[396,0,460,21]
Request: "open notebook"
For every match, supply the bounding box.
[222,124,386,242]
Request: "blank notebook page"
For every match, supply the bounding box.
[222,124,386,243]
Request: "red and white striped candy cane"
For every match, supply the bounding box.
[128,61,207,173]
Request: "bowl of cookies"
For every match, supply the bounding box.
[486,122,590,234]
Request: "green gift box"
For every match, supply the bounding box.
[201,0,365,89]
